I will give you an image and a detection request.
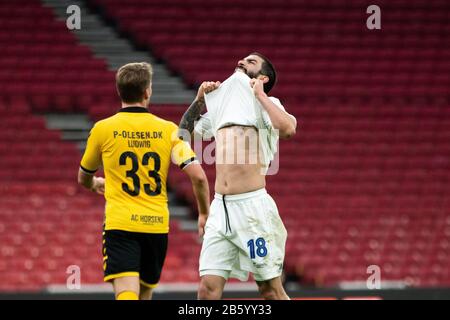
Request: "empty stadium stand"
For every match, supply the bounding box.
[89,0,450,287]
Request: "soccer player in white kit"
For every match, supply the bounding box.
[179,53,297,300]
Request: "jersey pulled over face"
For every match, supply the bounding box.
[80,107,196,233]
[196,72,285,172]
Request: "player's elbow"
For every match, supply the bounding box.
[184,163,208,186]
[280,124,296,139]
[77,170,92,189]
[191,169,208,187]
[77,176,89,188]
[282,116,297,139]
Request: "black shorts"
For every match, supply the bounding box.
[102,229,168,288]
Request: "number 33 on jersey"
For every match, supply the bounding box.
[80,107,197,233]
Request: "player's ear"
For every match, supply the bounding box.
[144,85,152,99]
[258,74,269,84]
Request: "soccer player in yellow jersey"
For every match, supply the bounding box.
[78,62,210,300]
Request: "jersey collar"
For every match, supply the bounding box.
[118,107,149,113]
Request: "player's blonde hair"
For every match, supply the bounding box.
[116,62,153,103]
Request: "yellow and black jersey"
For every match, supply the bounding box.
[80,107,196,233]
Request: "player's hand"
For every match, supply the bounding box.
[196,81,221,100]
[250,78,266,98]
[198,214,208,238]
[91,177,105,195]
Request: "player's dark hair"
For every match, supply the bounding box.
[116,62,153,103]
[250,52,277,93]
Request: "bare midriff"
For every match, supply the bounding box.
[215,125,266,195]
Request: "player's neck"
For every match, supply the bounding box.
[121,102,148,109]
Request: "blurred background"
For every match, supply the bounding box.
[0,0,449,299]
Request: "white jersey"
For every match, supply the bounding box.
[194,71,284,170]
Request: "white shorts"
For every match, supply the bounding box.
[199,188,287,282]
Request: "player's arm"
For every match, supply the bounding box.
[78,124,105,195]
[178,81,220,138]
[78,170,105,195]
[250,79,297,139]
[182,162,210,237]
[172,126,210,237]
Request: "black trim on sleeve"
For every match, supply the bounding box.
[179,157,197,170]
[80,165,98,174]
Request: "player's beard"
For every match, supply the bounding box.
[247,71,259,79]
[235,66,262,80]
[246,70,260,79]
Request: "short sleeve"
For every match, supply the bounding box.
[193,113,214,140]
[268,97,286,111]
[261,97,286,129]
[80,123,103,174]
[170,123,197,169]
